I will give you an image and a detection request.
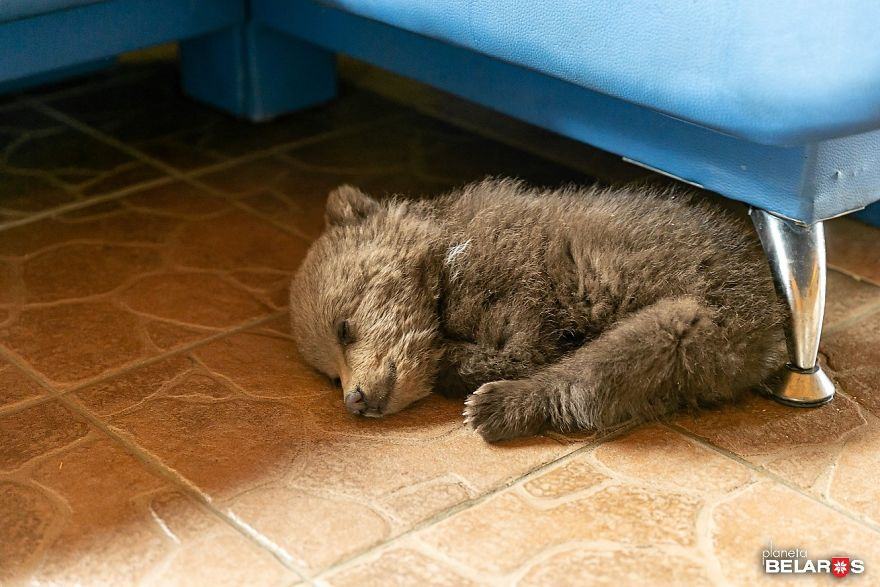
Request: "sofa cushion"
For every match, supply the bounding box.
[0,0,105,23]
[317,0,880,145]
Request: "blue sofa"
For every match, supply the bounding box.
[3,0,879,407]
[0,1,242,88]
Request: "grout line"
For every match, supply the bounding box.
[0,99,26,114]
[28,96,409,183]
[0,393,60,417]
[0,310,286,415]
[59,311,288,396]
[828,263,880,289]
[13,68,880,580]
[0,345,62,399]
[0,310,310,579]
[665,422,880,536]
[824,299,880,335]
[25,99,232,178]
[0,310,286,401]
[0,61,154,114]
[55,391,311,581]
[183,111,411,179]
[169,172,315,243]
[0,175,174,233]
[313,422,637,580]
[23,98,409,241]
[25,66,157,105]
[206,191,313,243]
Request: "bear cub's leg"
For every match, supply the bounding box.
[464,296,778,441]
[435,334,552,399]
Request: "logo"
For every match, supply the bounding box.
[832,558,850,578]
[762,542,865,578]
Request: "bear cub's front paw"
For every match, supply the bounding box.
[463,379,547,442]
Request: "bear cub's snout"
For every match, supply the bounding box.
[344,386,367,415]
[344,361,397,417]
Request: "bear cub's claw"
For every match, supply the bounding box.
[463,379,547,442]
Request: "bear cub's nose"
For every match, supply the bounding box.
[344,386,366,414]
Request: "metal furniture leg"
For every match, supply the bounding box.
[751,209,836,406]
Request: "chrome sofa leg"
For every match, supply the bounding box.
[750,209,836,406]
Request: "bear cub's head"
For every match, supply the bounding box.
[290,185,444,418]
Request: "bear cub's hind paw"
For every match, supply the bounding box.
[463,379,548,442]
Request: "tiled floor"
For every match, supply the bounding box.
[2,57,880,586]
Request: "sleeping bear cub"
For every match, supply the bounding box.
[290,179,786,441]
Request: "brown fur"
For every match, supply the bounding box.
[290,178,786,441]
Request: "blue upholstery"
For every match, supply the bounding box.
[2,0,878,226]
[856,202,880,226]
[0,0,103,23]
[317,0,880,146]
[0,0,242,93]
[180,22,337,121]
[251,0,880,224]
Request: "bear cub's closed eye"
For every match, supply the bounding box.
[336,319,354,346]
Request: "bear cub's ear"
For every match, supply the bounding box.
[325,185,380,226]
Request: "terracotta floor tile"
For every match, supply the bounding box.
[676,393,866,492]
[0,256,15,305]
[6,57,880,584]
[365,426,752,583]
[516,547,714,587]
[0,400,90,472]
[827,216,880,285]
[285,114,474,175]
[826,415,880,526]
[197,153,461,241]
[0,105,161,226]
[825,269,880,328]
[196,155,367,240]
[46,63,398,171]
[713,481,880,585]
[11,59,155,105]
[72,326,578,573]
[0,399,295,585]
[821,314,880,526]
[4,300,148,384]
[593,424,752,495]
[0,181,306,386]
[324,546,480,587]
[0,355,45,410]
[390,422,880,585]
[824,307,880,419]
[520,457,609,499]
[23,243,164,303]
[195,114,590,241]
[675,386,880,566]
[415,469,705,578]
[169,207,305,272]
[326,538,714,587]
